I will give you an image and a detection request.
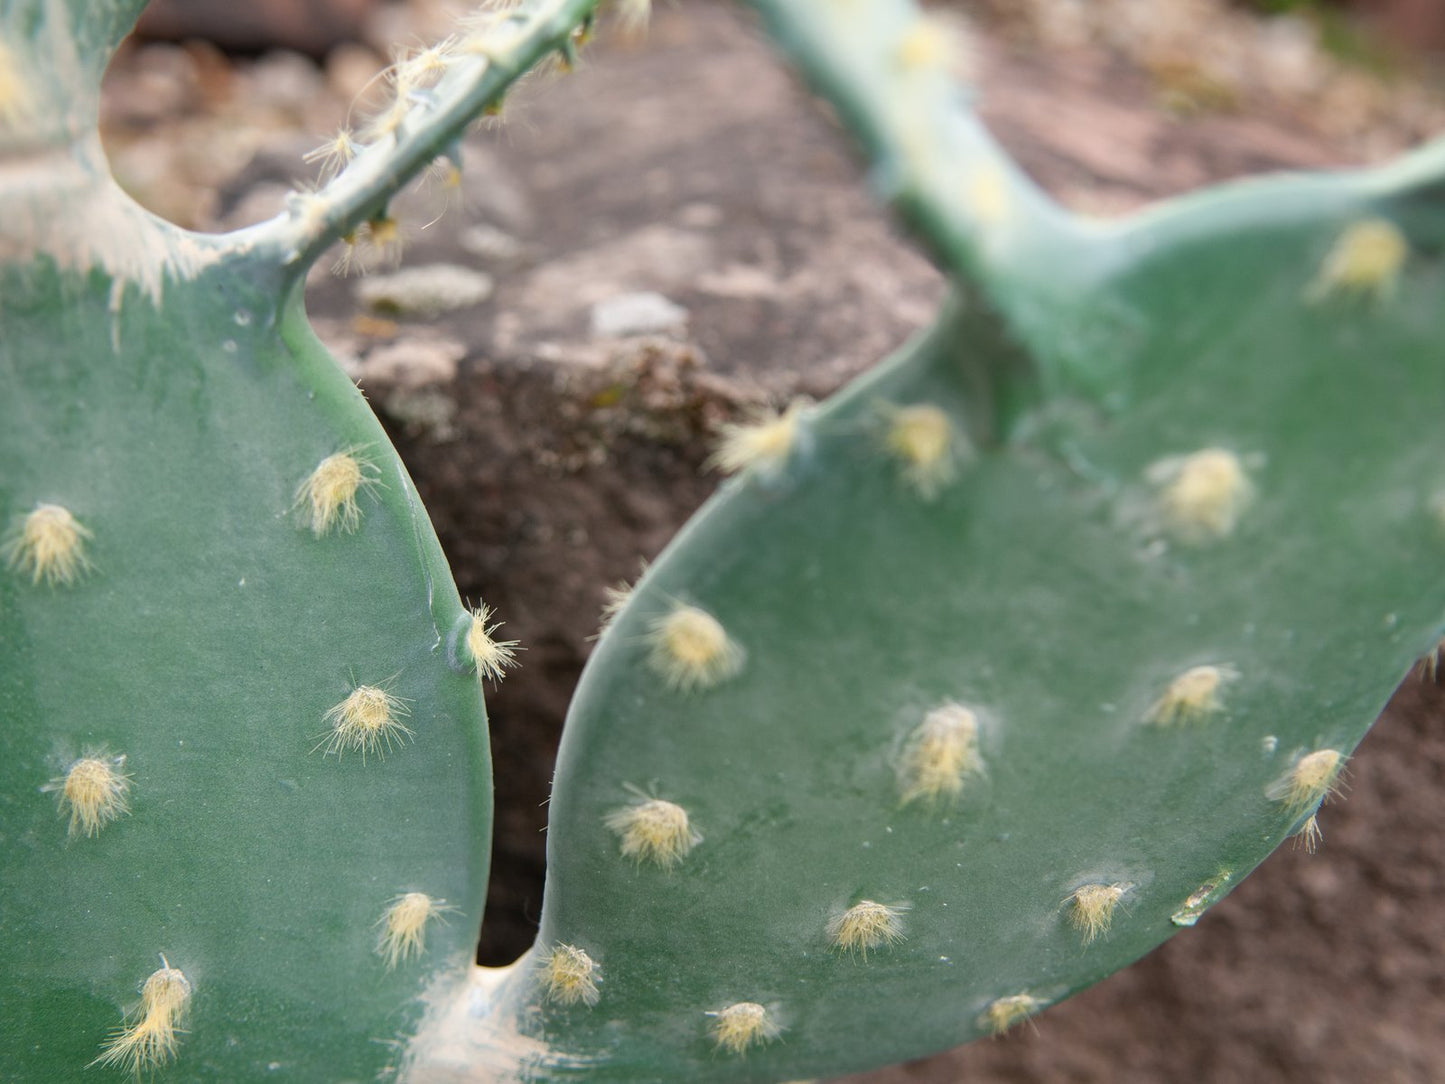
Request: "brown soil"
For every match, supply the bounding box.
[101,2,1445,1080]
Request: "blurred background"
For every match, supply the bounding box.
[98,2,1445,1080]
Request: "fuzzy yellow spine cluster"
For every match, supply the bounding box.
[827,900,909,958]
[466,603,521,682]
[898,702,981,805]
[2,503,94,586]
[1147,664,1239,725]
[646,603,744,691]
[708,399,810,478]
[1149,447,1252,543]
[1067,883,1128,944]
[295,451,381,536]
[1307,217,1408,303]
[542,943,601,1006]
[51,754,132,838]
[317,684,415,762]
[1295,813,1322,853]
[982,993,1042,1035]
[376,892,451,968]
[90,961,191,1074]
[604,796,700,868]
[707,1002,781,1054]
[883,403,959,499]
[1267,748,1344,816]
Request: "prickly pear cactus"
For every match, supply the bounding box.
[3,0,1443,1083]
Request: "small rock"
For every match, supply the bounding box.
[590,292,689,338]
[460,223,527,263]
[356,264,494,317]
[351,336,466,389]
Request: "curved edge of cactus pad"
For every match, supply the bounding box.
[0,242,493,1080]
[400,139,1445,1084]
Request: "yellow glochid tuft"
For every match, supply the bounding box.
[317,683,414,763]
[50,753,132,838]
[1147,664,1239,725]
[1267,748,1345,816]
[541,943,601,1007]
[982,993,1043,1035]
[303,126,360,180]
[707,1002,781,1054]
[707,399,810,478]
[645,603,744,692]
[1295,813,1323,853]
[466,602,521,683]
[828,900,909,958]
[604,795,700,868]
[376,892,453,968]
[898,702,982,806]
[1066,883,1129,944]
[882,403,960,499]
[294,450,381,536]
[90,959,191,1075]
[1307,217,1409,304]
[3,503,94,586]
[1149,447,1253,543]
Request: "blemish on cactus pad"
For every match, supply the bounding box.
[1307,217,1408,303]
[294,450,381,536]
[542,944,601,1007]
[1067,883,1129,944]
[707,1002,781,1054]
[1267,748,1344,816]
[1170,871,1233,927]
[982,993,1043,1035]
[376,892,451,968]
[646,603,744,691]
[828,900,909,957]
[3,503,94,586]
[707,399,810,478]
[1149,448,1252,543]
[604,795,700,868]
[316,683,414,762]
[1147,665,1238,725]
[882,403,959,499]
[90,959,191,1075]
[48,753,131,838]
[466,602,520,683]
[898,702,982,805]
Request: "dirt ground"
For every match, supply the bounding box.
[101,2,1445,1080]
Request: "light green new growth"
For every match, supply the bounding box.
[3,0,1443,1081]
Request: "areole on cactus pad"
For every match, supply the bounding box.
[1,0,1442,1082]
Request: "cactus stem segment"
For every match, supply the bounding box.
[89,959,191,1075]
[828,900,909,957]
[645,603,744,692]
[376,892,452,968]
[1066,883,1129,944]
[898,702,982,806]
[294,449,382,537]
[706,1002,781,1054]
[603,794,700,868]
[2,503,94,586]
[1147,665,1239,725]
[541,944,601,1006]
[316,683,415,763]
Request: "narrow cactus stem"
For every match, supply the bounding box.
[253,0,601,274]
